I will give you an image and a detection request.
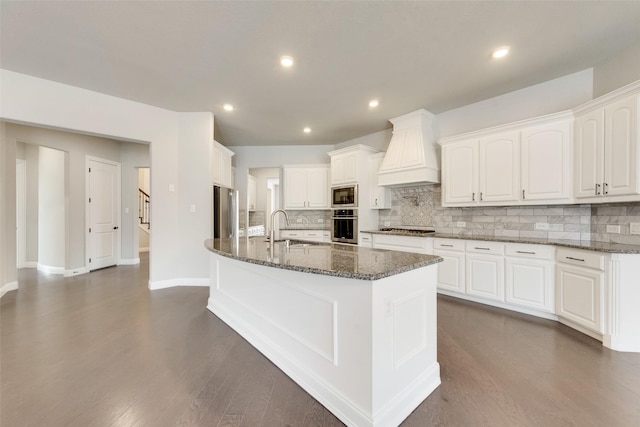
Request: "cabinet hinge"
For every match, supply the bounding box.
[89,167,91,172]
[89,228,91,233]
[89,258,92,263]
[89,197,91,203]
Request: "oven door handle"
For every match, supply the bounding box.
[331,216,358,219]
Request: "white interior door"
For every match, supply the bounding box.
[88,158,120,270]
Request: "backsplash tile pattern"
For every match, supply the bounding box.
[280,210,331,229]
[378,184,640,245]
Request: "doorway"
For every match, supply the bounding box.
[138,167,150,252]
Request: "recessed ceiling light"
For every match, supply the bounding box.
[492,46,510,59]
[280,56,294,67]
[369,99,379,108]
[223,103,234,111]
[303,127,311,134]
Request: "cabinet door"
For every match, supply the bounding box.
[479,133,520,203]
[369,155,390,209]
[466,254,504,301]
[556,264,604,334]
[506,258,554,312]
[443,141,478,204]
[307,168,329,209]
[283,168,308,209]
[434,249,465,294]
[575,109,605,198]
[331,155,345,185]
[343,152,358,183]
[521,121,572,201]
[604,94,639,196]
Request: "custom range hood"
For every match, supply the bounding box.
[378,109,440,186]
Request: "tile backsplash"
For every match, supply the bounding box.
[378,184,640,245]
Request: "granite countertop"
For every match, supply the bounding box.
[205,237,442,281]
[361,229,640,254]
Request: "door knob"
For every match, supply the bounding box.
[113,226,119,230]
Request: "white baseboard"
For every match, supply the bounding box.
[24,261,37,268]
[64,267,89,277]
[119,258,140,265]
[138,247,149,252]
[37,263,65,275]
[148,278,209,290]
[0,281,18,298]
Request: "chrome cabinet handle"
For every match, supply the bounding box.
[480,192,483,201]
[595,183,601,196]
[566,256,585,262]
[472,192,475,202]
[603,182,609,195]
[440,244,454,247]
[522,189,525,199]
[516,251,535,254]
[475,247,490,250]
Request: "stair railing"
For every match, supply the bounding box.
[139,188,150,228]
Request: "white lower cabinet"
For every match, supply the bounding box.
[466,241,505,302]
[505,244,555,312]
[433,239,465,294]
[556,248,605,334]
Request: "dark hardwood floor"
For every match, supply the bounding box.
[2,253,639,426]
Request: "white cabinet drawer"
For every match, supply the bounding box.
[505,243,554,260]
[433,238,465,252]
[465,241,505,255]
[556,247,605,271]
[372,234,431,254]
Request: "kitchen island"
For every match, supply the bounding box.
[205,237,443,427]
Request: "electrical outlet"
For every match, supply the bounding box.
[606,224,621,234]
[456,221,466,227]
[535,223,549,230]
[296,218,303,223]
[630,223,640,235]
[317,218,324,223]
[384,221,391,227]
[190,204,196,213]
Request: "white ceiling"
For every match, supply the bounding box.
[2,1,640,146]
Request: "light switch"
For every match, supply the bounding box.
[124,207,129,214]
[169,184,175,192]
[190,204,196,213]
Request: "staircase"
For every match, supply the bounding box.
[138,188,150,232]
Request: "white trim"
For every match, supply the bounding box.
[119,258,140,265]
[148,278,209,290]
[23,261,37,269]
[0,281,19,298]
[86,156,122,272]
[37,263,65,275]
[64,267,89,277]
[573,79,640,115]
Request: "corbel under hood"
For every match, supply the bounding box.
[378,109,440,187]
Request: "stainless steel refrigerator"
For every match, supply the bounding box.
[213,185,239,239]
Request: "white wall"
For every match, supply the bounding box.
[435,69,594,138]
[1,121,19,296]
[0,69,212,288]
[593,42,640,98]
[37,146,66,273]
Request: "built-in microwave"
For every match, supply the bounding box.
[331,184,358,208]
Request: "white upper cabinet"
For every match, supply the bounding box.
[368,153,391,209]
[479,132,520,203]
[211,140,234,188]
[521,120,572,201]
[574,87,640,202]
[282,166,330,210]
[328,144,379,186]
[440,111,574,207]
[443,140,478,204]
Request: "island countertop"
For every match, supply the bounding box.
[205,237,442,281]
